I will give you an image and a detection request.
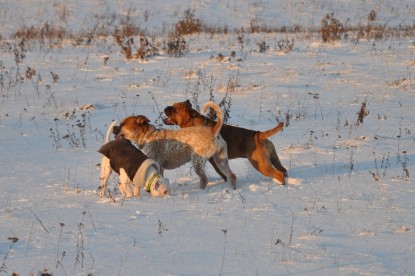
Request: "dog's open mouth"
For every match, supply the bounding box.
[162,117,176,125]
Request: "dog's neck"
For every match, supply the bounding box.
[144,166,160,193]
[194,115,215,127]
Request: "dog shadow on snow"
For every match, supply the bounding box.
[288,153,414,183]
[98,152,413,198]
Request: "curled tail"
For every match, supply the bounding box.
[201,101,223,137]
[106,121,117,143]
[257,122,284,141]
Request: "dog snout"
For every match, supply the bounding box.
[112,125,120,135]
[164,106,172,114]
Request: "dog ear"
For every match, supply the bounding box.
[136,115,150,125]
[154,181,160,190]
[184,99,192,107]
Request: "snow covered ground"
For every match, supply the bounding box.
[0,1,414,275]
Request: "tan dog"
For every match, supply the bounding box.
[113,101,237,190]
[164,100,287,184]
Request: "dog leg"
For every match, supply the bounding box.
[212,150,237,190]
[192,157,209,189]
[208,158,228,181]
[119,169,134,197]
[133,183,140,197]
[264,140,288,176]
[249,157,286,184]
[100,157,112,197]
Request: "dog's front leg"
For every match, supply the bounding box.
[192,157,209,189]
[213,152,237,190]
[133,184,140,197]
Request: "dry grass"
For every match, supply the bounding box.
[321,13,345,42]
[174,9,204,36]
[6,8,415,52]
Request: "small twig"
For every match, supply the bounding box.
[275,238,307,258]
[0,237,19,273]
[107,190,116,203]
[75,222,85,270]
[289,213,294,246]
[158,219,168,238]
[219,229,227,275]
[238,192,247,209]
[56,223,65,268]
[30,209,49,233]
[25,221,34,255]
[84,204,97,233]
[149,92,164,126]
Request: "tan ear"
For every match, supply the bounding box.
[136,115,150,125]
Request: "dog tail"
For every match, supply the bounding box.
[201,101,223,137]
[106,121,117,143]
[257,122,284,141]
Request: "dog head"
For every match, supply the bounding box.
[113,115,153,143]
[163,100,203,127]
[149,177,170,197]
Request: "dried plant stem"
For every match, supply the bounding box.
[219,229,228,275]
[30,209,49,233]
[0,237,19,273]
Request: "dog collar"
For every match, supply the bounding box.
[145,173,160,193]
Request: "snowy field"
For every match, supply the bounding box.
[0,1,414,275]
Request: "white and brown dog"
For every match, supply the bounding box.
[113,101,237,190]
[98,121,169,198]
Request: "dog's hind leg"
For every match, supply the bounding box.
[119,169,134,197]
[208,158,228,181]
[100,157,112,198]
[212,149,237,190]
[250,150,286,185]
[264,140,288,176]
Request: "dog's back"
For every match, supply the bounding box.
[98,138,148,180]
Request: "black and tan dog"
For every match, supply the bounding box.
[164,100,287,184]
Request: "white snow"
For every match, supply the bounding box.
[0,0,414,275]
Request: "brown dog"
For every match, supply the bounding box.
[164,100,287,184]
